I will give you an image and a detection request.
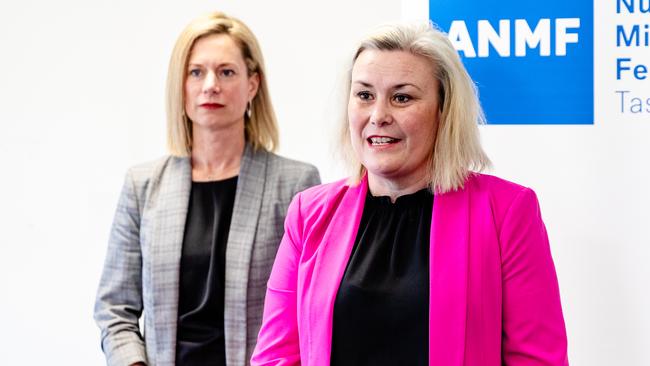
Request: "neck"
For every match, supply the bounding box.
[367,172,430,203]
[191,122,245,181]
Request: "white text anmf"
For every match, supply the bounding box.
[448,18,581,58]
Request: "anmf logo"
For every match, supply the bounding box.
[430,0,594,124]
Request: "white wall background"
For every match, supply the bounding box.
[0,0,647,364]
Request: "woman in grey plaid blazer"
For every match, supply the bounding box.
[94,12,320,366]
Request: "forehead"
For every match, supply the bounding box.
[188,33,244,64]
[351,49,436,85]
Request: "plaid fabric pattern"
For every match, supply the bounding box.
[94,144,320,366]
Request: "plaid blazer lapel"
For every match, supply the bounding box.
[224,144,268,366]
[150,156,191,365]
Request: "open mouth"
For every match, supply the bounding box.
[367,136,400,146]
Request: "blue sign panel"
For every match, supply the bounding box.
[430,1,594,124]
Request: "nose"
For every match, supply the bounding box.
[370,99,393,126]
[202,71,221,94]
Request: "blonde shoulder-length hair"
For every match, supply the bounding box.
[340,21,491,194]
[166,11,279,156]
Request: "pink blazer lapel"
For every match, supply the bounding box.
[306,178,368,366]
[430,188,470,365]
[305,178,470,366]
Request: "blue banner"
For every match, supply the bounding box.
[430,1,594,124]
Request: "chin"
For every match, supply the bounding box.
[363,159,401,174]
[365,166,402,179]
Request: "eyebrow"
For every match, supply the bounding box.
[353,81,373,88]
[394,83,423,92]
[352,80,423,92]
[187,62,238,69]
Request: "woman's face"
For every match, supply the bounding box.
[184,34,259,132]
[348,49,440,188]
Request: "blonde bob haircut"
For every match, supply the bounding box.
[166,12,279,155]
[340,21,491,193]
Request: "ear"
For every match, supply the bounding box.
[248,72,260,100]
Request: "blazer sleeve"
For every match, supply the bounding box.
[251,193,305,366]
[500,188,569,366]
[94,169,147,366]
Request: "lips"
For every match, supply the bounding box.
[200,103,224,109]
[367,135,401,146]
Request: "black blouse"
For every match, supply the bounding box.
[331,188,433,366]
[175,176,238,366]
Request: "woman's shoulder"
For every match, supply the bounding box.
[283,178,357,237]
[261,151,321,197]
[125,155,189,188]
[299,177,351,198]
[466,172,530,197]
[291,178,357,215]
[465,172,541,220]
[265,151,318,176]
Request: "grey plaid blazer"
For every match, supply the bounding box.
[94,144,320,366]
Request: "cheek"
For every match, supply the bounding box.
[184,82,197,105]
[347,102,365,134]
[403,111,436,146]
[348,119,364,149]
[347,119,365,153]
[230,82,252,106]
[183,91,192,112]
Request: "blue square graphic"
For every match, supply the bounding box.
[430,1,594,124]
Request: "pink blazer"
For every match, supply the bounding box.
[251,173,568,366]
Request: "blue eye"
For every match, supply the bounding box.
[189,69,201,77]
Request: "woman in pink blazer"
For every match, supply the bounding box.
[251,22,569,366]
